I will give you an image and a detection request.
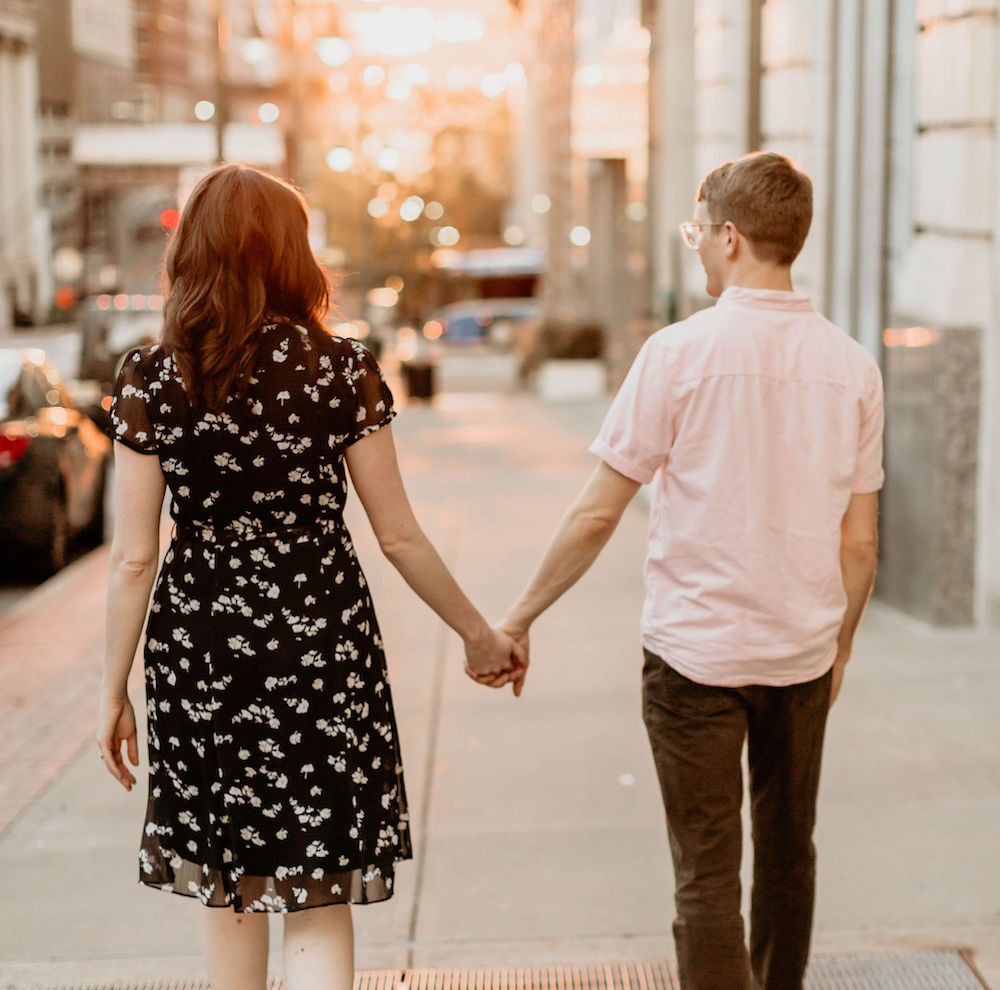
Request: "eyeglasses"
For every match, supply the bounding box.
[679,221,725,250]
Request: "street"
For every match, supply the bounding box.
[0,387,997,988]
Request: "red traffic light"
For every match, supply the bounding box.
[160,208,180,229]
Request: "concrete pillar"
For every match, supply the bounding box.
[532,0,577,326]
[17,43,41,319]
[827,0,863,336]
[586,157,628,332]
[757,0,834,303]
[645,0,695,324]
[982,2,1000,629]
[0,42,15,329]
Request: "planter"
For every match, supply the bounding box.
[536,359,606,403]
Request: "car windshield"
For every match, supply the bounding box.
[0,354,23,420]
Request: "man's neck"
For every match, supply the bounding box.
[722,264,795,293]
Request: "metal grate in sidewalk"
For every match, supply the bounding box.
[32,953,988,990]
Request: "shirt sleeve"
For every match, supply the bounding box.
[588,335,673,484]
[345,340,396,446]
[853,362,885,493]
[109,347,159,455]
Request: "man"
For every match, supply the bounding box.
[495,152,883,989]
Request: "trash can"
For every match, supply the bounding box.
[403,359,435,400]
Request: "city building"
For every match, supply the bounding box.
[0,0,43,329]
[644,0,1000,629]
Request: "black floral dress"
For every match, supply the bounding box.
[109,323,411,912]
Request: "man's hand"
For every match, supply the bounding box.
[463,625,528,694]
[829,651,850,708]
[501,621,530,697]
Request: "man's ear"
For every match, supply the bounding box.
[723,221,740,259]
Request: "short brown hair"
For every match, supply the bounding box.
[697,151,813,265]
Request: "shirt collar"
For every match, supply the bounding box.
[716,286,814,312]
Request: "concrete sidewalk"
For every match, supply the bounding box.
[0,390,997,987]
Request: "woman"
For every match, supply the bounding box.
[96,164,524,990]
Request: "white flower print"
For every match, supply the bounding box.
[112,333,408,912]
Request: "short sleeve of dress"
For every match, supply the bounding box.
[345,340,396,446]
[109,347,159,455]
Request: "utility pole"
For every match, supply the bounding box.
[214,0,229,163]
[284,0,306,186]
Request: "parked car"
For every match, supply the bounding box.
[0,348,111,575]
[433,298,541,347]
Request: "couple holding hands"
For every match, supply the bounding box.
[98,151,881,990]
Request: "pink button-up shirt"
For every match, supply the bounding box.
[590,286,884,687]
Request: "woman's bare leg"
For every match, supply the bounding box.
[203,908,269,990]
[282,903,354,990]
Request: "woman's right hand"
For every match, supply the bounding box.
[463,624,528,695]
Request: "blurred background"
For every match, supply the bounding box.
[0,0,998,634]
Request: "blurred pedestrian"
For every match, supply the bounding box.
[496,151,883,990]
[95,163,524,990]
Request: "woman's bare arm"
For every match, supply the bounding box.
[99,442,165,789]
[345,425,524,684]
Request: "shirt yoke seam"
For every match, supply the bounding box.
[674,370,855,391]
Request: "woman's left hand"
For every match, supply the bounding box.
[463,625,527,692]
[97,693,140,791]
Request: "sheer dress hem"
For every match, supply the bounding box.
[138,849,411,912]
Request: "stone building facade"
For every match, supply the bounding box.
[645,0,1000,629]
[0,0,42,329]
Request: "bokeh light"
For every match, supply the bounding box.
[326,147,355,172]
[480,74,507,99]
[424,201,444,220]
[258,102,280,124]
[531,194,551,214]
[194,100,215,121]
[241,39,270,64]
[400,196,424,222]
[503,225,525,246]
[435,11,485,43]
[367,197,389,219]
[436,226,460,247]
[504,62,526,86]
[349,7,435,57]
[377,148,401,172]
[423,320,443,340]
[160,208,180,229]
[367,287,399,307]
[571,225,592,246]
[397,63,431,85]
[362,64,386,87]
[386,80,412,101]
[315,37,351,67]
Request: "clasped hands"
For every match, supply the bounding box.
[463,618,529,697]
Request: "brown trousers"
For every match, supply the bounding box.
[641,648,833,990]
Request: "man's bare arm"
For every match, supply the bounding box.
[831,491,879,705]
[500,462,640,693]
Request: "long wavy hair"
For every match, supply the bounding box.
[160,164,331,413]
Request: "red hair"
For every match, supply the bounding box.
[160,164,331,412]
